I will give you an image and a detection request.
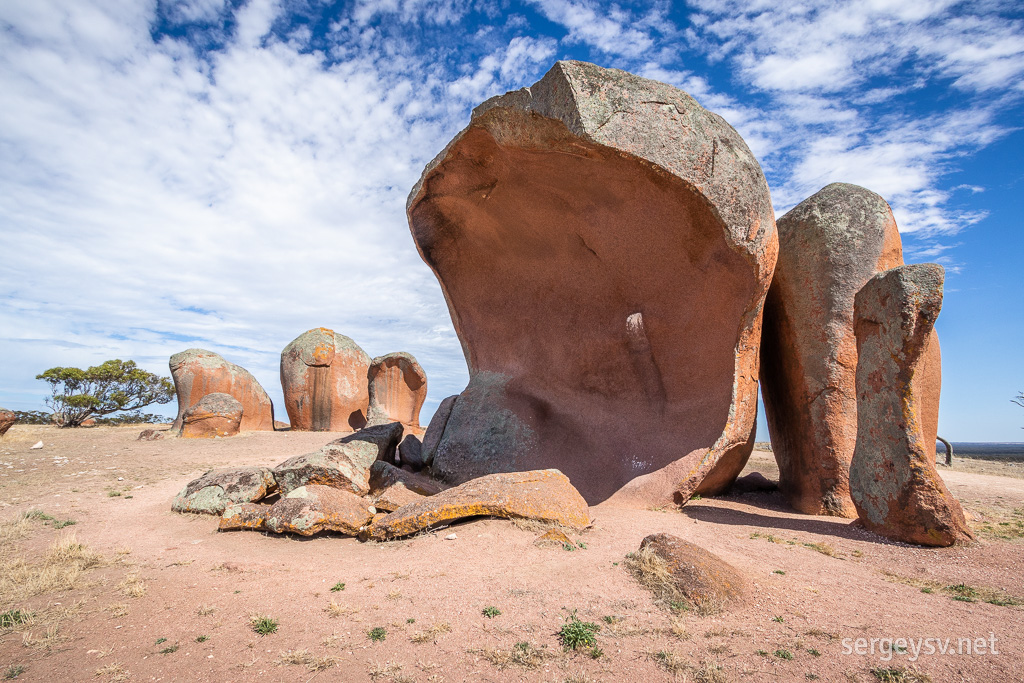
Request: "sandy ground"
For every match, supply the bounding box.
[0,425,1021,683]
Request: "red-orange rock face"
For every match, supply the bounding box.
[170,349,274,432]
[366,352,427,432]
[850,264,972,546]
[760,184,905,517]
[0,408,16,437]
[407,61,777,505]
[180,392,243,438]
[280,328,371,431]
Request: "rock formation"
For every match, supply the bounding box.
[264,485,375,536]
[420,395,457,468]
[407,61,777,504]
[280,328,371,431]
[180,392,244,438]
[366,469,590,540]
[170,349,274,431]
[0,408,16,437]
[849,264,972,546]
[172,466,277,514]
[634,533,746,612]
[759,184,904,516]
[366,352,427,432]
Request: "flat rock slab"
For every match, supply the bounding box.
[639,533,746,612]
[850,264,972,547]
[369,460,446,497]
[264,485,375,536]
[172,467,277,515]
[367,469,590,541]
[180,392,243,438]
[336,422,404,464]
[371,482,426,512]
[219,502,269,531]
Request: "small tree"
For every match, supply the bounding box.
[36,360,174,427]
[1014,392,1024,428]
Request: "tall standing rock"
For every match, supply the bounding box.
[281,328,371,431]
[366,352,427,432]
[170,349,275,432]
[407,61,777,505]
[849,264,972,546]
[759,184,904,517]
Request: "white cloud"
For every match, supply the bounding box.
[527,0,661,58]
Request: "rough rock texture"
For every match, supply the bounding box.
[137,429,164,441]
[172,467,277,515]
[850,264,972,546]
[219,502,269,531]
[170,349,274,432]
[638,533,746,611]
[264,485,374,536]
[280,328,371,431]
[407,60,777,505]
[274,422,404,496]
[420,395,457,468]
[398,434,424,470]
[760,184,906,517]
[371,483,426,512]
[366,352,427,431]
[367,469,590,540]
[0,408,16,437]
[369,460,446,497]
[180,393,244,439]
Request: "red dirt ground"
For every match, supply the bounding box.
[1,425,1021,682]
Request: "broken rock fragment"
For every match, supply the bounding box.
[180,392,243,438]
[264,485,374,536]
[0,408,16,437]
[172,467,277,515]
[634,533,746,613]
[219,502,269,531]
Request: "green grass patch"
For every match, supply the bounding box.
[250,615,279,636]
[368,626,386,642]
[558,613,599,650]
[330,582,345,592]
[482,606,501,618]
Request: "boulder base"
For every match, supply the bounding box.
[264,485,374,536]
[180,392,243,438]
[172,467,277,515]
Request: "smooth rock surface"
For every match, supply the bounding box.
[172,467,277,515]
[170,349,274,431]
[420,394,457,468]
[850,264,972,546]
[638,533,746,612]
[366,352,427,431]
[369,460,446,497]
[367,469,590,540]
[398,434,424,470]
[407,60,777,505]
[264,485,374,536]
[280,328,371,432]
[180,392,244,439]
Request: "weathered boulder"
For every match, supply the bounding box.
[367,469,590,540]
[137,428,165,441]
[371,482,426,512]
[0,408,16,437]
[398,434,424,470]
[180,392,243,438]
[634,533,746,612]
[760,184,906,517]
[850,264,972,546]
[172,466,277,514]
[366,352,427,431]
[219,502,269,531]
[420,395,457,468]
[274,421,404,496]
[369,460,446,497]
[407,61,777,505]
[170,349,274,431]
[280,328,371,431]
[264,485,374,536]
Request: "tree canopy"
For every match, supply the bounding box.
[36,359,174,427]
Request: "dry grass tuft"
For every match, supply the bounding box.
[275,649,336,671]
[471,641,552,670]
[410,622,451,644]
[368,660,404,681]
[94,663,130,681]
[105,603,129,617]
[117,572,146,598]
[648,651,728,681]
[22,623,65,650]
[0,532,107,605]
[881,571,1022,606]
[623,546,724,614]
[648,649,688,676]
[197,604,216,616]
[324,599,360,618]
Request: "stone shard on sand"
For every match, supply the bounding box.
[172,466,277,515]
[280,327,371,432]
[180,392,243,438]
[849,264,972,547]
[170,348,275,432]
[367,469,590,540]
[264,484,374,536]
[637,533,746,612]
[406,60,777,505]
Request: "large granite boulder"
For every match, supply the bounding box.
[170,349,274,431]
[0,408,16,437]
[280,328,371,431]
[849,264,972,546]
[180,392,243,438]
[367,469,590,540]
[407,61,777,504]
[366,352,427,432]
[172,466,277,514]
[264,485,375,536]
[420,395,457,468]
[273,422,404,496]
[759,184,905,517]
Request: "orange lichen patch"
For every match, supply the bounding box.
[367,469,589,541]
[534,528,575,548]
[180,393,243,439]
[219,503,269,531]
[265,485,375,536]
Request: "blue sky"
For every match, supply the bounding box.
[1,0,1021,440]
